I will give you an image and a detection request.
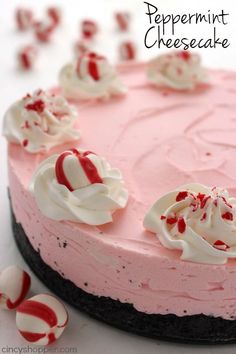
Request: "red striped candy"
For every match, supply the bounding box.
[119,41,136,61]
[0,265,31,310]
[34,21,54,42]
[115,12,130,31]
[55,148,103,191]
[76,52,106,81]
[16,294,68,345]
[81,20,98,39]
[47,7,61,27]
[16,8,33,31]
[18,45,37,70]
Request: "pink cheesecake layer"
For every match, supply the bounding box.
[8,63,236,320]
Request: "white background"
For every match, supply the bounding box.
[1,0,236,353]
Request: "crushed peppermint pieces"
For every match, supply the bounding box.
[166,216,177,225]
[25,99,45,113]
[178,50,191,61]
[213,240,230,251]
[222,211,234,221]
[201,212,207,221]
[177,217,186,234]
[176,191,188,202]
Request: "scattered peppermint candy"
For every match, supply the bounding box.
[55,149,103,191]
[81,20,98,40]
[16,294,68,345]
[17,45,37,70]
[119,41,136,61]
[47,6,61,27]
[0,265,31,310]
[15,8,34,31]
[34,21,54,43]
[115,12,130,31]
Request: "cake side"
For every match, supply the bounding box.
[11,206,236,344]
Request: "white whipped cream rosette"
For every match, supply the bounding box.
[144,183,236,264]
[59,52,127,100]
[30,148,129,225]
[147,51,208,90]
[3,89,80,153]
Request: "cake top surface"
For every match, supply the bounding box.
[8,62,236,264]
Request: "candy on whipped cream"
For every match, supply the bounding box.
[30,148,129,225]
[144,183,236,264]
[59,51,127,100]
[147,51,208,90]
[3,89,80,153]
[0,265,31,310]
[16,294,68,345]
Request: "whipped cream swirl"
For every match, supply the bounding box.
[3,89,80,153]
[30,148,129,225]
[144,183,236,264]
[59,52,127,100]
[147,51,208,90]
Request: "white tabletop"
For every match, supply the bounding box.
[1,0,236,353]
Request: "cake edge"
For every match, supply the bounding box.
[9,195,236,345]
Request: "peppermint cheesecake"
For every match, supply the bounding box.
[4,51,236,343]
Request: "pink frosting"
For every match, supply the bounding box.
[8,63,236,320]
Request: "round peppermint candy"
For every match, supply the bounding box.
[16,294,68,345]
[16,8,33,31]
[81,20,98,39]
[0,265,31,310]
[18,45,37,70]
[55,148,103,191]
[119,41,136,61]
[115,12,130,31]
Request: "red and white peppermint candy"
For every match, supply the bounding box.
[16,294,68,345]
[47,7,61,27]
[76,52,107,81]
[115,12,130,32]
[15,8,33,31]
[81,20,98,40]
[34,21,54,42]
[0,265,31,310]
[18,45,37,70]
[55,148,103,191]
[119,41,136,61]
